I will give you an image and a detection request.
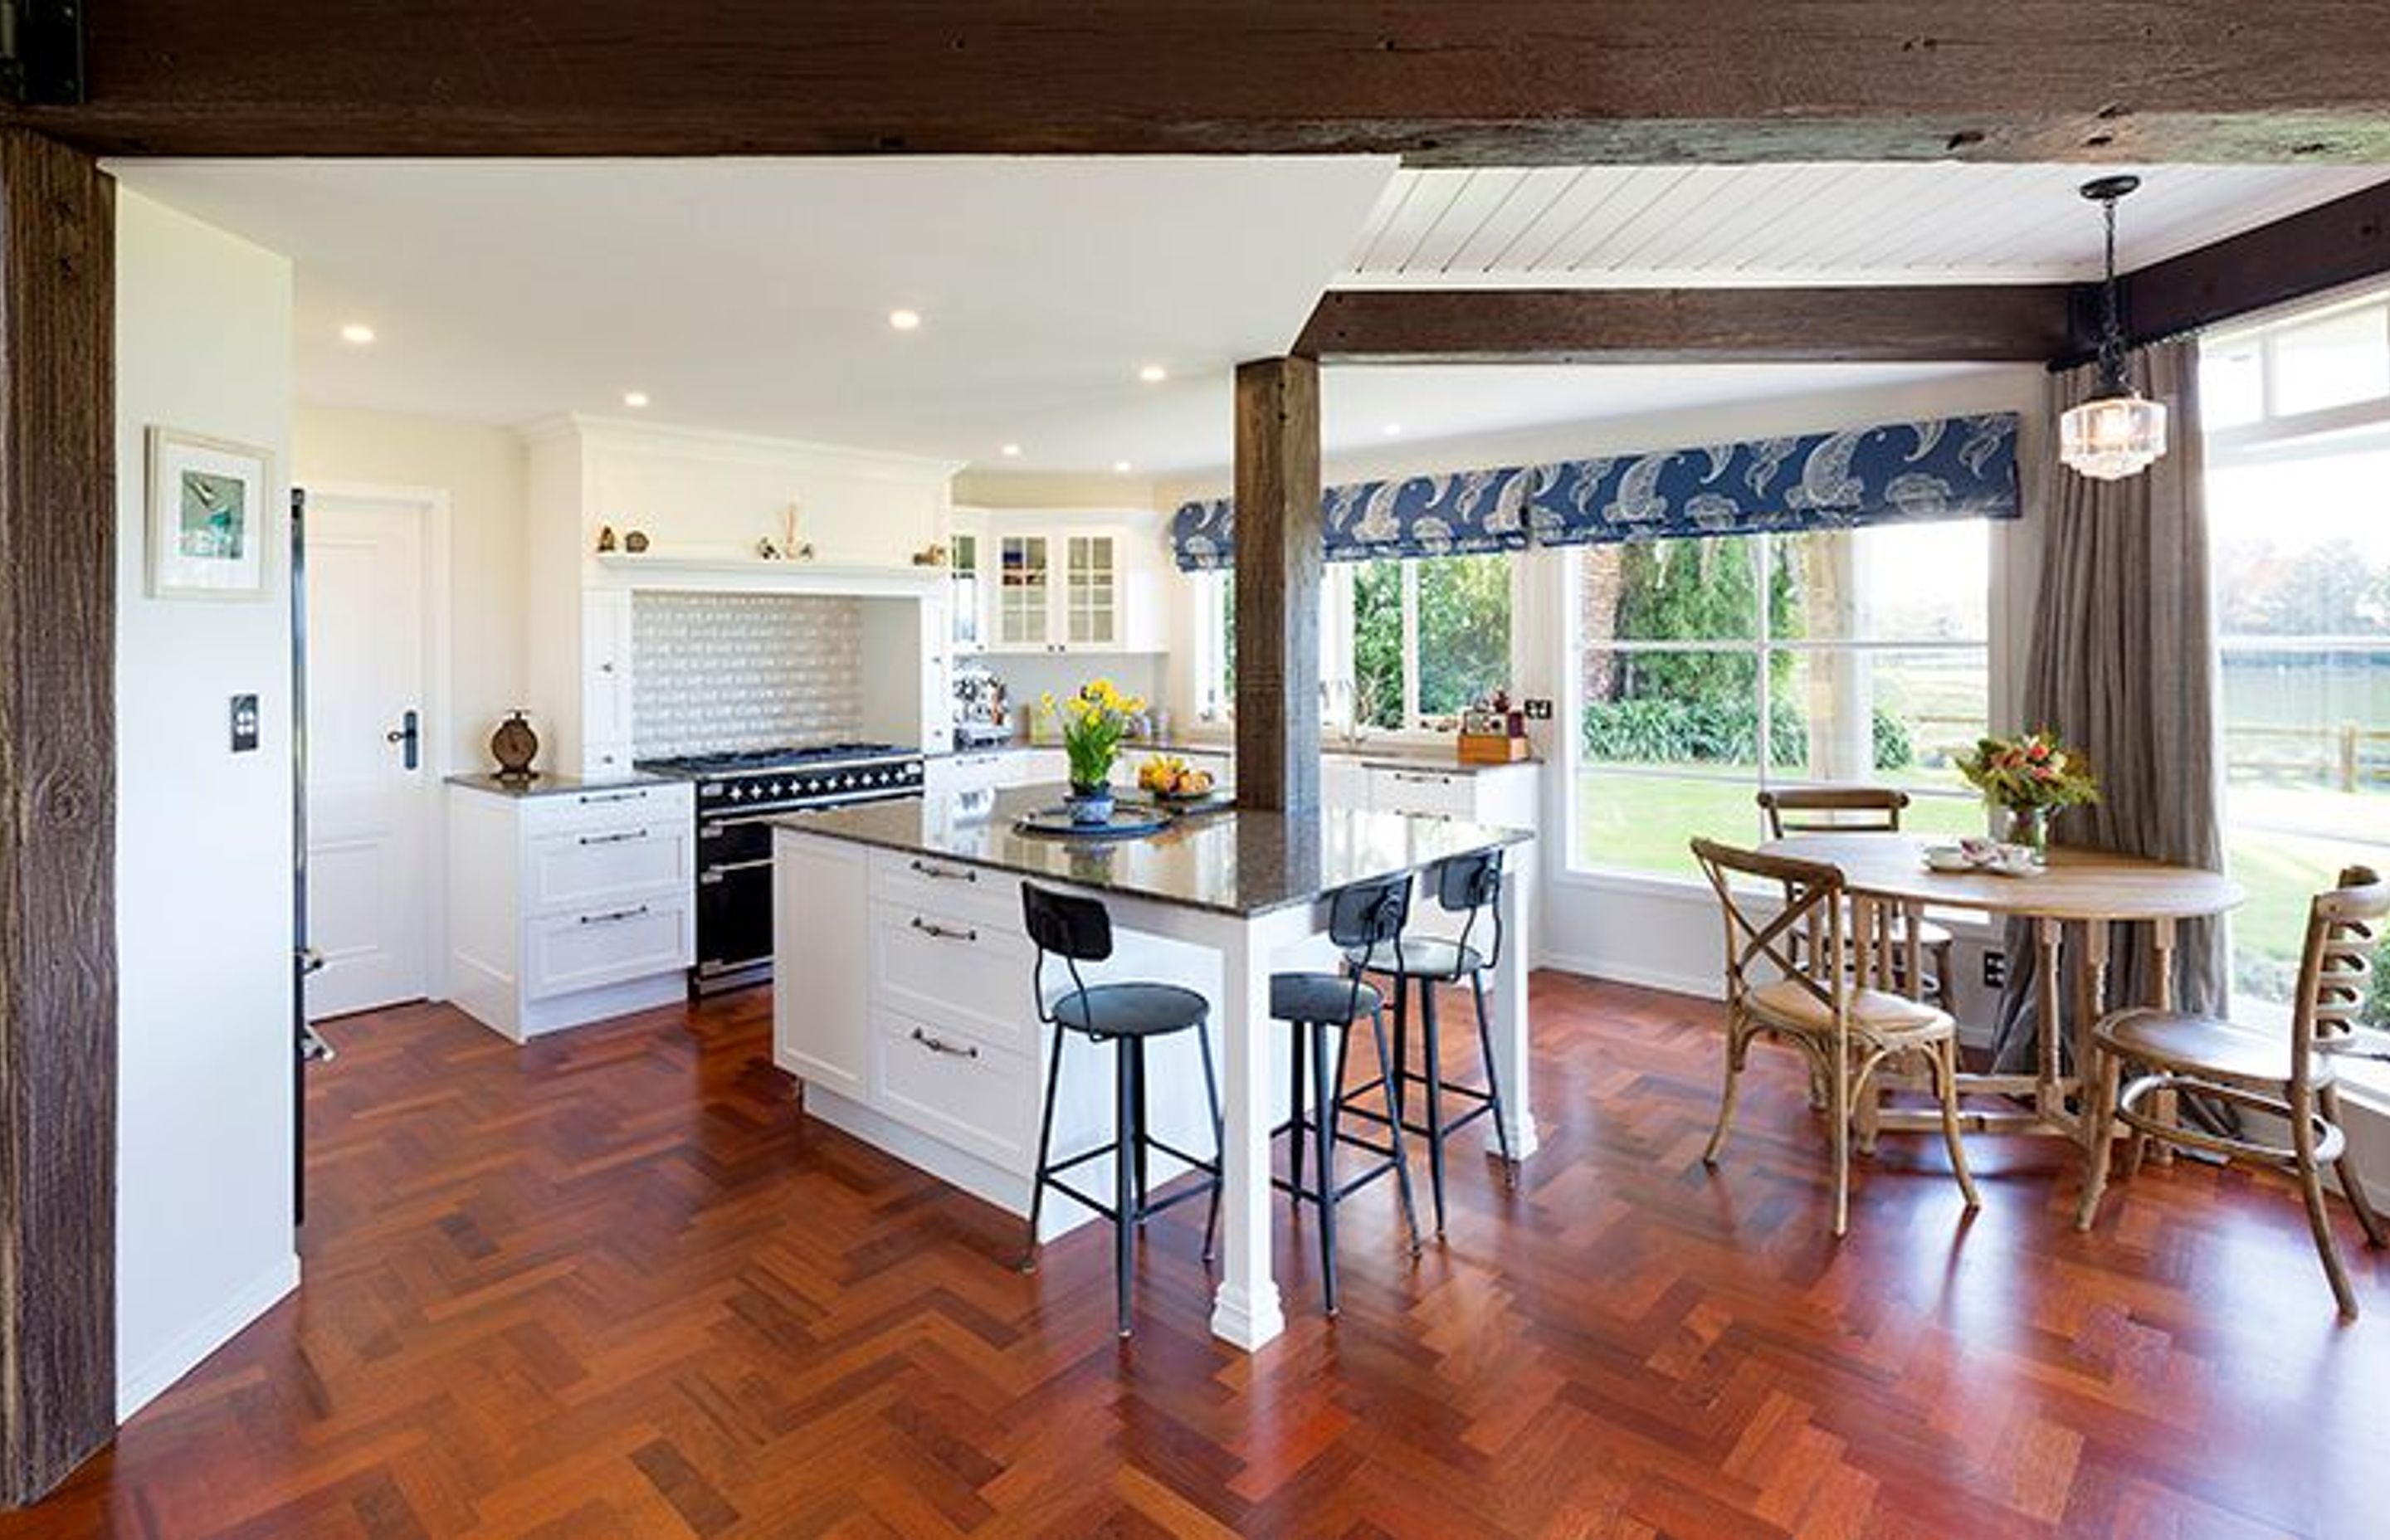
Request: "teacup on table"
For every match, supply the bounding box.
[1989,841,2042,875]
[1922,844,1973,873]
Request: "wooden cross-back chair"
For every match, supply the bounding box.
[2079,865,2390,1317]
[1691,837,1980,1236]
[1757,786,1958,1013]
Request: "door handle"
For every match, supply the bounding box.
[384,708,421,770]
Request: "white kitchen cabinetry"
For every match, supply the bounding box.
[978,511,1166,655]
[579,589,636,777]
[924,748,1070,799]
[773,831,1217,1225]
[1321,757,1372,809]
[1368,762,1539,828]
[947,517,988,652]
[446,779,695,1041]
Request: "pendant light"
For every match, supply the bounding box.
[2060,174,2168,481]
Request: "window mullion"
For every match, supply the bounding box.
[1401,560,1422,728]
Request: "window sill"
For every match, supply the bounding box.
[1550,861,2005,942]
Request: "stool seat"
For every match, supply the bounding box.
[1270,972,1383,1025]
[1344,937,1485,982]
[1053,982,1209,1038]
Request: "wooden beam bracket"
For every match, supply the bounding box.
[0,2,85,107]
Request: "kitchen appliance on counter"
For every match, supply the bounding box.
[637,742,925,993]
[951,663,1012,749]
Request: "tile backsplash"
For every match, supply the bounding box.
[632,592,865,757]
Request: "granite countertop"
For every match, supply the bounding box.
[770,785,1532,918]
[931,738,1542,775]
[444,770,679,799]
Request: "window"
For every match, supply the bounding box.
[1197,553,1515,733]
[2201,295,2390,1029]
[1572,523,1993,878]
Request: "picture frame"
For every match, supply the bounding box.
[146,426,274,600]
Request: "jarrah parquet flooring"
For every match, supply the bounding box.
[12,974,2390,1538]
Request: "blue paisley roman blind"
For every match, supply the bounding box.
[1168,412,2020,572]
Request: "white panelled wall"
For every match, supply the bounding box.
[114,191,300,1418]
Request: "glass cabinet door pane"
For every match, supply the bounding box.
[1066,534,1116,645]
[999,535,1048,645]
[950,532,980,646]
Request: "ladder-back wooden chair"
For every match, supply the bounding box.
[1692,837,1981,1236]
[1758,786,1958,1013]
[2077,865,2389,1317]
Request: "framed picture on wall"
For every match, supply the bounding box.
[146,426,274,600]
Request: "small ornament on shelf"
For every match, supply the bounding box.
[623,529,651,553]
[772,500,815,561]
[595,524,617,553]
[911,543,949,567]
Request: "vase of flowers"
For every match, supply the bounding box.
[1956,728,2099,861]
[1046,678,1144,825]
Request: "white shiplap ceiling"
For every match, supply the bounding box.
[1341,163,2390,288]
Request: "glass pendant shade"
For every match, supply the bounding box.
[2059,392,2168,481]
[2062,173,2168,482]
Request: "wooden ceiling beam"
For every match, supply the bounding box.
[2121,179,2390,344]
[12,2,2390,163]
[1295,286,2081,364]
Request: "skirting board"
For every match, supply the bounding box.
[117,1252,301,1421]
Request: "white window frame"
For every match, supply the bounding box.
[1197,554,1523,741]
[1560,529,1997,888]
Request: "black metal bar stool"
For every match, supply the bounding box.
[1271,871,1423,1315]
[1017,882,1224,1338]
[1343,849,1515,1235]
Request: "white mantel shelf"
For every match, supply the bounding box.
[592,553,949,597]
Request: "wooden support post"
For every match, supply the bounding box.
[0,126,118,1507]
[1232,356,1321,816]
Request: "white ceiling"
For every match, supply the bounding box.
[1340,163,2390,287]
[110,157,1398,476]
[112,157,2390,477]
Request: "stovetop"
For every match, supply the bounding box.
[637,742,918,778]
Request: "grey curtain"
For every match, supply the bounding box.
[1988,340,2229,1074]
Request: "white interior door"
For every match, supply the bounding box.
[305,494,429,1019]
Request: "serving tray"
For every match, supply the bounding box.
[1015,804,1173,839]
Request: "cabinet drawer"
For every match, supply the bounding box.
[518,782,690,837]
[524,818,694,916]
[1370,767,1478,819]
[868,848,1023,933]
[523,896,693,1001]
[870,1006,1037,1172]
[871,899,1037,1054]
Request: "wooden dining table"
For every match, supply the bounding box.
[1755,832,2244,1151]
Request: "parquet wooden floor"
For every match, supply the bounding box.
[11,973,2389,1537]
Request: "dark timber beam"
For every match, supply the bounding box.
[9,3,2390,163]
[0,126,117,1507]
[1232,358,1323,816]
[2121,179,2390,345]
[1296,285,2080,364]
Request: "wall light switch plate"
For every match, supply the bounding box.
[1523,698,1554,721]
[230,694,260,753]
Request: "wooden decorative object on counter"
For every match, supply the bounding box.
[1457,732,1531,765]
[490,709,539,781]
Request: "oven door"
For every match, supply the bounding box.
[695,855,775,981]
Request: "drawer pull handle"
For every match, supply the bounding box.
[910,859,978,884]
[578,904,650,926]
[911,1027,980,1060]
[910,917,978,943]
[579,789,648,805]
[578,829,648,846]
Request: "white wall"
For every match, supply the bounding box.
[113,190,299,1417]
[294,406,527,772]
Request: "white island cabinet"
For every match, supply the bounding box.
[446,777,695,1040]
[770,789,1535,1354]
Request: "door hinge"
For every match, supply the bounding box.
[0,1,85,106]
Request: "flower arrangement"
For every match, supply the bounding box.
[1957,728,2098,855]
[1043,678,1145,821]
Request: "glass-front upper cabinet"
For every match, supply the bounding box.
[1064,534,1118,646]
[997,534,1049,647]
[949,530,983,650]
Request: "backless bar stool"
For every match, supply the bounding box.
[1270,871,1423,1313]
[1018,882,1223,1338]
[1345,849,1516,1235]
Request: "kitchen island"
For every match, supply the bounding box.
[769,785,1534,1351]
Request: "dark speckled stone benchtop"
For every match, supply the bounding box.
[771,784,1531,919]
